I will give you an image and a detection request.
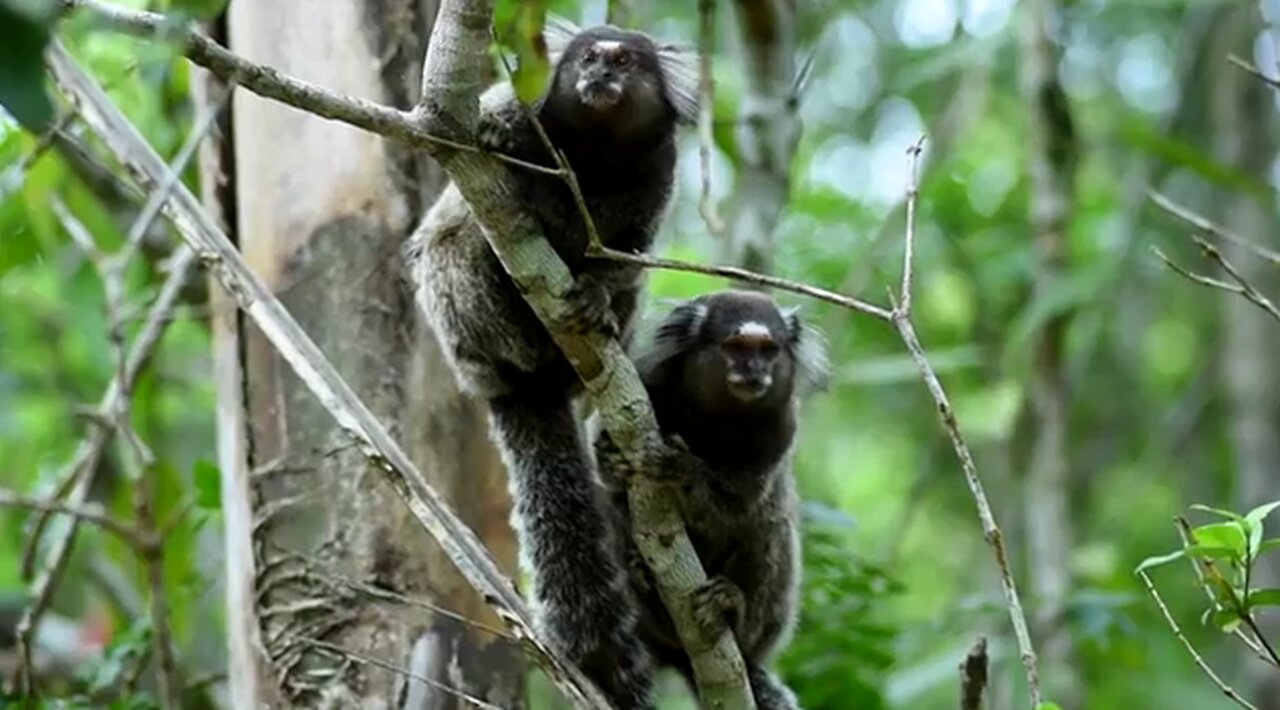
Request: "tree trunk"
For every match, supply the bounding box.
[1211,6,1280,707]
[1018,0,1082,706]
[211,0,522,705]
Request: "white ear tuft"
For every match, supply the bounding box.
[544,15,582,65]
[795,322,832,395]
[656,44,699,123]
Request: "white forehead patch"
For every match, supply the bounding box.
[735,321,772,338]
[595,40,622,52]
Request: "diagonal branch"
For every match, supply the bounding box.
[418,1,755,706]
[1139,570,1259,710]
[64,0,560,177]
[44,40,605,710]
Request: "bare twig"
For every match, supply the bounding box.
[900,137,925,314]
[491,47,599,250]
[1150,191,1280,266]
[1139,569,1259,709]
[0,488,150,549]
[1153,242,1280,324]
[696,0,725,239]
[65,0,560,177]
[10,243,196,694]
[134,460,181,709]
[304,638,504,710]
[590,247,894,320]
[46,41,605,710]
[959,636,989,710]
[888,136,1041,705]
[1229,54,1280,91]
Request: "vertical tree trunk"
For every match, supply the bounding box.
[1211,6,1280,707]
[210,1,523,705]
[722,0,799,275]
[1018,0,1082,706]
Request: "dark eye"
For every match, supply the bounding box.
[720,340,748,358]
[614,53,632,68]
[582,47,599,63]
[760,342,780,359]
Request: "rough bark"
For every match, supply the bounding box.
[1211,6,1280,707]
[224,0,521,706]
[1017,0,1082,706]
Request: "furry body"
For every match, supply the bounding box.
[595,291,829,710]
[404,21,696,709]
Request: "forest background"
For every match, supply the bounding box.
[1,0,1279,708]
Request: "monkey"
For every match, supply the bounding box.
[593,290,831,710]
[402,18,697,710]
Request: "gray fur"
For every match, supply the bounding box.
[404,21,699,710]
[594,291,828,710]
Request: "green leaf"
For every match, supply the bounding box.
[193,459,221,510]
[0,0,57,133]
[1190,504,1245,522]
[1246,501,1280,556]
[1135,548,1187,573]
[499,1,551,104]
[1036,703,1064,710]
[1259,538,1280,556]
[1211,607,1243,633]
[1192,522,1247,560]
[1247,589,1280,611]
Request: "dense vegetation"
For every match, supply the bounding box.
[2,0,1278,708]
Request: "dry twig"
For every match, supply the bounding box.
[46,41,606,710]
[1229,54,1280,91]
[1139,569,1259,710]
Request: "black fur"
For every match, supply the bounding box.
[404,20,697,710]
[595,291,829,710]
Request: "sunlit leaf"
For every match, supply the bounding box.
[1192,522,1246,560]
[1247,589,1280,611]
[1244,501,1280,528]
[1258,538,1280,556]
[1037,703,1064,710]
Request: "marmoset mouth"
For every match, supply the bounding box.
[727,376,772,401]
[576,80,624,108]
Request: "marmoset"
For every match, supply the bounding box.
[595,290,830,710]
[403,18,697,710]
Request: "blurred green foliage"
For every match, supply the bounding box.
[2,0,1278,708]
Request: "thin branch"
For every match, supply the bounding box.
[45,41,603,710]
[65,0,561,177]
[1139,569,1259,710]
[1229,54,1280,91]
[696,0,725,239]
[888,137,1041,705]
[0,488,151,549]
[1152,243,1280,325]
[958,636,989,710]
[1150,191,1280,266]
[11,245,197,695]
[590,247,894,320]
[491,46,599,250]
[304,638,504,710]
[899,136,925,315]
[419,2,757,705]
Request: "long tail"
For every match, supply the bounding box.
[488,393,654,709]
